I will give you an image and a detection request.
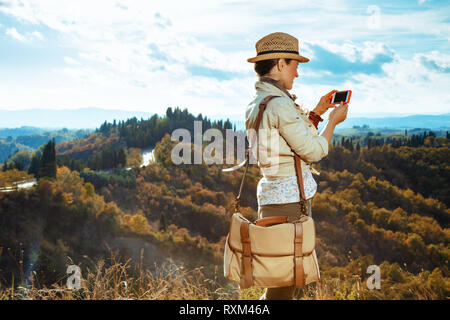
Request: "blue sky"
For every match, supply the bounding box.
[0,0,449,122]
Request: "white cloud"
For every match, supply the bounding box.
[28,30,43,40]
[63,57,79,66]
[6,27,26,42]
[5,27,43,42]
[306,40,395,63]
[416,50,450,71]
[294,53,450,118]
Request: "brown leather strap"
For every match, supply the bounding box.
[255,216,288,227]
[294,155,306,201]
[233,150,250,213]
[294,222,305,287]
[249,95,279,159]
[233,95,279,213]
[240,221,253,289]
[253,95,278,132]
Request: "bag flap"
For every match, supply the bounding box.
[228,213,315,256]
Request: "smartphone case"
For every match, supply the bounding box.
[331,90,352,105]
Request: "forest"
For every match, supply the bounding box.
[0,107,448,299]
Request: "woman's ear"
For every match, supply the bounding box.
[276,58,283,72]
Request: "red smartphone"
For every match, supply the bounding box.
[331,90,352,105]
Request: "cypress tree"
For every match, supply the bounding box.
[28,155,40,176]
[166,107,173,119]
[112,149,118,168]
[38,139,57,179]
[159,213,167,232]
[117,148,127,168]
[13,158,25,171]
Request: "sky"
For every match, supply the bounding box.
[0,0,449,122]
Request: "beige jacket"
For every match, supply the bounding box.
[245,80,329,179]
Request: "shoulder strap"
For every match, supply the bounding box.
[220,95,278,174]
[253,95,279,134]
[294,221,306,287]
[240,220,253,288]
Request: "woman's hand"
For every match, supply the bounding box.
[329,102,348,126]
[312,90,338,116]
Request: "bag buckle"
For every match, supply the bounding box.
[300,199,308,216]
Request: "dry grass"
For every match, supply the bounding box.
[0,250,238,300]
[0,248,329,300]
[0,250,443,300]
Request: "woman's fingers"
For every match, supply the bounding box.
[325,98,338,108]
[328,90,338,96]
[323,90,338,105]
[330,101,349,125]
[317,90,341,113]
[325,90,338,99]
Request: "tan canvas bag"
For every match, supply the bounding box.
[222,95,320,289]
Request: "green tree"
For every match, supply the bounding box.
[38,139,57,179]
[117,147,127,168]
[159,213,167,232]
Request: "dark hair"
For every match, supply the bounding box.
[254,58,292,77]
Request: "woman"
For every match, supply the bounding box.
[245,32,349,300]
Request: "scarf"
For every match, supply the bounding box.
[258,76,298,103]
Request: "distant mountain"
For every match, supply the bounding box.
[0,125,89,140]
[0,108,449,131]
[333,114,450,130]
[0,126,65,138]
[230,113,450,132]
[0,127,92,163]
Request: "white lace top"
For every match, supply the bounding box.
[257,169,317,205]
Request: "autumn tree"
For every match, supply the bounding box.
[0,169,34,188]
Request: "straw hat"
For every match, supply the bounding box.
[247,32,309,63]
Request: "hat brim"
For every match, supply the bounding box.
[247,52,309,63]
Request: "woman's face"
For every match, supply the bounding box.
[279,59,299,90]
